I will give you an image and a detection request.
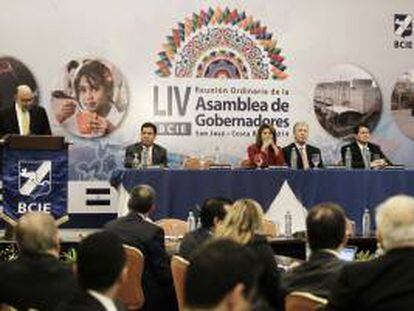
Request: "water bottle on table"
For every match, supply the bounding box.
[345,147,352,169]
[132,153,141,169]
[285,211,292,237]
[362,208,371,237]
[187,211,196,232]
[213,146,220,164]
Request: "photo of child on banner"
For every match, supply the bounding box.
[51,58,128,138]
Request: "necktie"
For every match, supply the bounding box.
[142,147,151,166]
[299,147,310,170]
[21,111,30,135]
[363,147,371,169]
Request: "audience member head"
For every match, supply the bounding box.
[255,123,277,147]
[77,231,126,297]
[216,199,263,245]
[185,239,258,311]
[140,122,157,147]
[128,184,156,214]
[376,195,414,251]
[15,84,35,111]
[15,212,60,257]
[306,202,347,252]
[354,124,371,145]
[199,197,232,230]
[293,121,309,145]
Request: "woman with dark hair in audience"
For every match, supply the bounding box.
[215,199,283,310]
[247,124,285,168]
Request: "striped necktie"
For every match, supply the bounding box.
[299,146,310,170]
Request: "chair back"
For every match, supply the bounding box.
[156,218,188,237]
[171,255,190,311]
[240,159,254,168]
[182,157,202,169]
[262,218,279,237]
[285,291,327,311]
[117,245,145,310]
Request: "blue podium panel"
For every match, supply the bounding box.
[1,148,68,224]
[118,168,414,231]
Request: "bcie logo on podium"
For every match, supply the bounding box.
[18,161,52,213]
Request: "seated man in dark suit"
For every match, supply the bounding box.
[124,122,167,168]
[185,239,260,311]
[340,124,391,169]
[57,231,127,311]
[0,212,78,310]
[283,121,323,169]
[179,197,231,259]
[327,195,414,310]
[282,202,348,299]
[0,84,52,137]
[104,184,177,311]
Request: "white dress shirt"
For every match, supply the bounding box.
[142,145,153,166]
[88,290,118,311]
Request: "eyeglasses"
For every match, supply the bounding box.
[20,97,34,103]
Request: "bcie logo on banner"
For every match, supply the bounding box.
[394,14,413,48]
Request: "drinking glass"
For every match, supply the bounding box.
[311,153,321,168]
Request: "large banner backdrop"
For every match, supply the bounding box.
[1,0,414,183]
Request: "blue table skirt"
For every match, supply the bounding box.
[114,168,414,231]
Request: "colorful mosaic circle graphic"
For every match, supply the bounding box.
[155,7,288,80]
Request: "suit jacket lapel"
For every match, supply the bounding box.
[152,144,159,164]
[29,108,36,134]
[352,142,363,163]
[294,144,304,169]
[10,107,19,134]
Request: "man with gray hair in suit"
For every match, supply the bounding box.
[327,195,414,310]
[0,212,78,310]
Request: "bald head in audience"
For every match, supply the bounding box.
[128,184,156,214]
[376,195,414,251]
[306,202,347,252]
[15,212,60,257]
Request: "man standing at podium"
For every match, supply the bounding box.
[124,122,167,168]
[0,84,52,137]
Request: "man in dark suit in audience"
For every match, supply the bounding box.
[327,195,414,310]
[105,184,177,311]
[179,197,231,259]
[124,122,167,168]
[57,231,127,311]
[0,84,52,137]
[283,121,323,169]
[282,202,348,298]
[185,239,260,311]
[340,124,391,169]
[0,212,78,310]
